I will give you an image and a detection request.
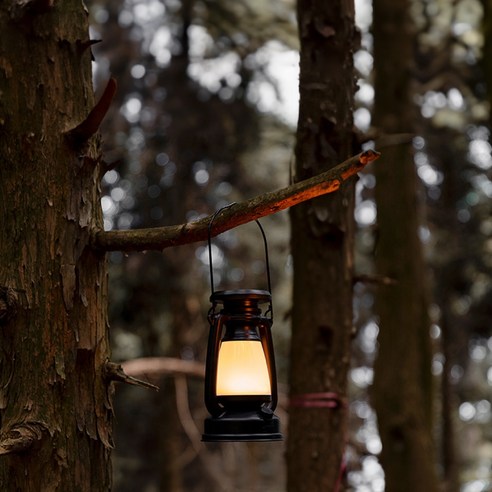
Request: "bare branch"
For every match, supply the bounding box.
[104,361,159,391]
[94,149,380,252]
[66,78,117,147]
[77,39,102,62]
[99,158,123,180]
[357,130,415,149]
[78,39,102,53]
[122,357,205,382]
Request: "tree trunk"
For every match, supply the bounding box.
[426,127,468,492]
[0,3,111,490]
[371,0,439,490]
[482,0,492,131]
[287,1,357,490]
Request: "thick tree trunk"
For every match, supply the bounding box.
[0,3,111,490]
[287,1,357,490]
[372,0,439,490]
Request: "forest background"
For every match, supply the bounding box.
[21,0,492,490]
[91,0,492,490]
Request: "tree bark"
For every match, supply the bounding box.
[0,3,112,490]
[372,0,439,490]
[287,1,357,490]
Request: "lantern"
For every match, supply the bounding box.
[202,207,282,442]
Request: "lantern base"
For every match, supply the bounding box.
[202,409,282,442]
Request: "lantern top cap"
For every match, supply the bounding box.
[210,289,271,303]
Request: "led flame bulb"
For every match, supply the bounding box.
[216,340,271,396]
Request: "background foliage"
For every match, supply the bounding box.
[86,0,492,490]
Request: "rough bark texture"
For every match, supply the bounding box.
[372,0,439,490]
[287,1,357,490]
[0,3,112,490]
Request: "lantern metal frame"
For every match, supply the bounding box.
[202,205,282,442]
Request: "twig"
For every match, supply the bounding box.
[93,149,380,252]
[104,361,159,391]
[77,39,102,62]
[99,158,124,180]
[358,130,415,149]
[122,357,205,382]
[77,39,102,56]
[66,78,117,146]
[353,273,397,286]
[375,133,415,149]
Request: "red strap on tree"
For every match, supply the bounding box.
[289,392,346,409]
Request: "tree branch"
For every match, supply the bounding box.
[122,357,205,381]
[104,361,159,391]
[93,149,380,252]
[66,78,117,147]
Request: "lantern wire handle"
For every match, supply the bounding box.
[207,203,272,298]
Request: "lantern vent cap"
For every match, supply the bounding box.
[210,289,271,304]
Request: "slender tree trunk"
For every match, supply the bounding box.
[287,1,357,490]
[440,309,460,492]
[371,0,439,490]
[0,2,112,490]
[427,128,467,492]
[482,0,492,131]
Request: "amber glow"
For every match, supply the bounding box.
[216,340,271,396]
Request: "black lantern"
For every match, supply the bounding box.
[202,207,282,442]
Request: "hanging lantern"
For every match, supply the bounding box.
[202,206,282,442]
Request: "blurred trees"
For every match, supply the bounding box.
[371,0,438,490]
[90,0,492,490]
[89,0,295,490]
[414,1,492,490]
[353,0,492,490]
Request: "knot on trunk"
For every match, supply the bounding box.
[0,287,19,324]
[0,421,46,456]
